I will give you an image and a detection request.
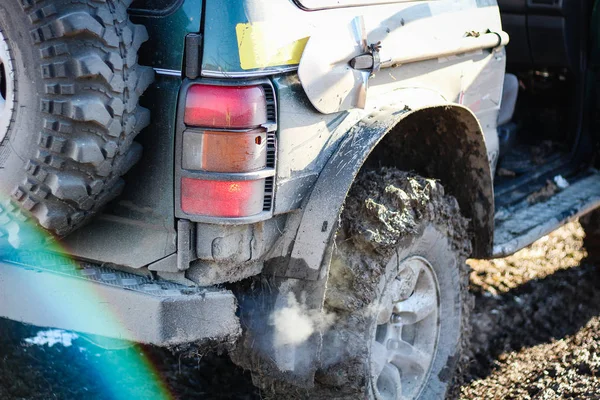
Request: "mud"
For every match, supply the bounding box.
[2,219,600,399]
[366,109,494,257]
[330,168,471,321]
[461,221,600,399]
[526,180,559,205]
[342,168,471,259]
[315,168,472,399]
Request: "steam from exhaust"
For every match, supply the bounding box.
[267,292,336,372]
[270,292,336,348]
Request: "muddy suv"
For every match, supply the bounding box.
[0,0,599,398]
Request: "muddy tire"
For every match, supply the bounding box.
[315,168,473,399]
[0,0,152,249]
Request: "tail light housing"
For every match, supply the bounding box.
[175,80,276,223]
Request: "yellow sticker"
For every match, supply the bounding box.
[236,22,309,70]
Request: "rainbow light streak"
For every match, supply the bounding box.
[0,201,174,400]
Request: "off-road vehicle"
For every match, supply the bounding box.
[0,0,598,398]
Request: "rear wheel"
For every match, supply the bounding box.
[316,168,473,399]
[370,257,441,399]
[0,0,153,249]
[230,168,473,400]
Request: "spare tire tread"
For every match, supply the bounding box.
[1,0,153,239]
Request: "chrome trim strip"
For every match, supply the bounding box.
[154,68,182,77]
[180,168,276,181]
[178,210,274,225]
[201,66,298,78]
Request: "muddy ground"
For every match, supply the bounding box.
[462,221,600,399]
[1,221,599,399]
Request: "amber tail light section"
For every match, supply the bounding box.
[182,129,267,173]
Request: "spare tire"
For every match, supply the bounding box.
[0,0,153,249]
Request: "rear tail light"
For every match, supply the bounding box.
[177,82,276,221]
[181,178,264,218]
[184,84,268,128]
[182,129,267,173]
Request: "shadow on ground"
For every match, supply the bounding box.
[0,318,260,400]
[468,259,600,379]
[461,221,600,399]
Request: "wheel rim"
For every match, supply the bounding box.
[370,256,441,400]
[0,28,13,144]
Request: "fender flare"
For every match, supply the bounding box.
[283,104,494,280]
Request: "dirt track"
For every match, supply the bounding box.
[462,221,600,399]
[1,221,600,399]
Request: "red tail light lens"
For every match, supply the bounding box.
[182,129,267,173]
[181,177,264,218]
[184,85,268,129]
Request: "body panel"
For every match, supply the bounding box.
[202,0,501,75]
[132,0,202,71]
[63,75,182,268]
[273,51,504,216]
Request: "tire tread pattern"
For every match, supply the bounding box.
[0,0,152,243]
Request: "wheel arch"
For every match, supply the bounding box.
[364,105,494,258]
[282,104,494,281]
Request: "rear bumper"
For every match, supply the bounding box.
[0,252,240,345]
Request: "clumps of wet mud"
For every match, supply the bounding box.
[332,168,472,334]
[317,168,473,398]
[462,221,600,399]
[341,168,471,259]
[331,168,454,313]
